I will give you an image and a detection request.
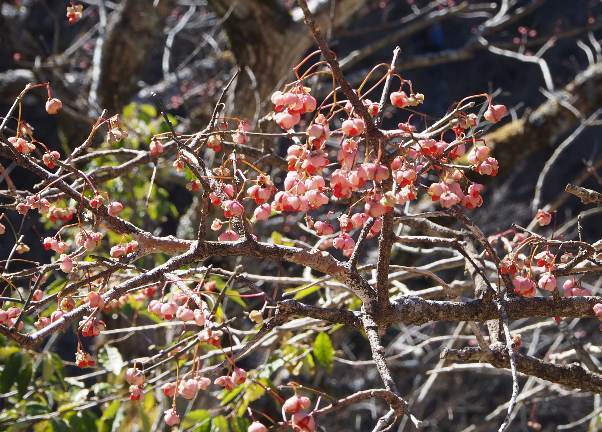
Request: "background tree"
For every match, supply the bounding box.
[0,1,601,431]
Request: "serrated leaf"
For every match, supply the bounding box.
[313,332,334,372]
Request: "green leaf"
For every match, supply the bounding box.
[231,417,251,432]
[68,411,97,432]
[211,416,229,432]
[313,332,334,372]
[225,290,247,308]
[291,284,321,300]
[270,231,294,247]
[98,346,124,375]
[185,409,212,430]
[1,352,22,392]
[17,356,33,397]
[220,384,244,405]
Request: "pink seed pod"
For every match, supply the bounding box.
[110,245,127,258]
[231,367,247,385]
[513,276,536,297]
[160,302,178,320]
[283,394,310,413]
[253,203,272,221]
[163,408,180,426]
[88,291,105,308]
[34,316,51,330]
[176,306,195,322]
[535,209,552,227]
[129,385,144,401]
[148,299,163,315]
[341,118,365,137]
[178,378,199,399]
[32,289,43,302]
[593,303,602,321]
[124,367,145,386]
[42,150,61,169]
[218,229,240,242]
[365,198,386,218]
[484,104,508,123]
[214,375,235,390]
[9,136,36,154]
[7,307,20,319]
[59,254,73,273]
[0,222,5,235]
[197,376,211,390]
[537,273,556,292]
[107,201,124,217]
[439,191,461,209]
[0,310,8,324]
[314,220,335,236]
[90,195,103,209]
[248,421,268,432]
[149,139,164,157]
[161,382,177,397]
[194,309,206,326]
[45,98,63,115]
[291,411,316,432]
[223,200,244,218]
[390,91,409,108]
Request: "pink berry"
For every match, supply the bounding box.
[390,91,409,108]
[218,229,240,242]
[537,273,556,292]
[88,291,105,308]
[283,395,311,413]
[513,276,536,297]
[149,139,164,157]
[535,209,552,227]
[223,200,244,218]
[125,367,145,386]
[253,203,271,221]
[59,254,73,273]
[45,98,62,115]
[248,421,268,432]
[107,201,124,217]
[163,408,180,426]
[178,378,199,399]
[161,382,177,397]
[484,104,508,123]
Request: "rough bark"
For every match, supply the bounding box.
[97,0,174,114]
[207,0,367,121]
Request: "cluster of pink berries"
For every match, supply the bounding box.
[272,87,317,130]
[282,394,316,432]
[147,298,207,324]
[0,307,24,330]
[157,367,246,426]
[110,240,138,258]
